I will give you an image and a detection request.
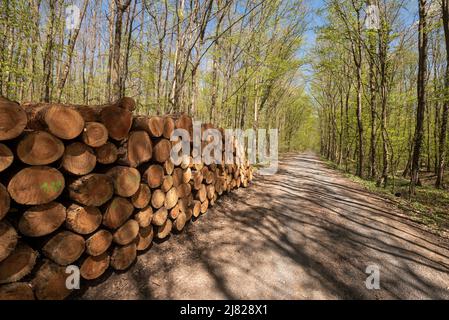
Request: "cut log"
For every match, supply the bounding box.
[17,131,64,165]
[95,142,118,165]
[169,204,180,220]
[117,97,136,112]
[211,193,218,206]
[192,200,201,218]
[99,105,132,141]
[206,185,215,200]
[177,198,188,215]
[19,202,66,237]
[173,212,187,232]
[205,171,215,184]
[195,184,207,202]
[82,122,108,148]
[0,143,13,172]
[0,222,17,262]
[62,142,96,175]
[162,116,175,139]
[85,229,113,257]
[144,164,164,188]
[102,197,134,229]
[131,184,151,209]
[117,131,152,167]
[31,260,72,300]
[110,243,136,271]
[134,206,153,228]
[42,231,85,266]
[176,183,191,199]
[107,166,141,197]
[0,183,10,221]
[201,166,209,176]
[0,98,27,141]
[164,187,178,210]
[194,162,204,171]
[80,253,110,280]
[192,171,203,190]
[68,174,113,207]
[65,204,102,235]
[113,219,139,245]
[163,159,174,175]
[215,178,224,195]
[156,219,172,239]
[151,189,165,209]
[183,168,192,183]
[135,225,153,251]
[185,208,193,221]
[152,207,168,226]
[152,139,171,163]
[178,154,188,169]
[201,199,209,214]
[0,243,37,284]
[161,175,173,193]
[8,166,65,205]
[0,282,35,300]
[187,192,194,206]
[133,116,164,137]
[26,104,85,140]
[175,114,193,136]
[172,167,183,187]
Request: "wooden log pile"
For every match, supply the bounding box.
[0,96,253,300]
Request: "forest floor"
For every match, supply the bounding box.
[340,169,449,238]
[78,153,449,299]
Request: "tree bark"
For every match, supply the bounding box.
[411,0,429,194]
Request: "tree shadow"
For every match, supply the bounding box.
[78,153,449,300]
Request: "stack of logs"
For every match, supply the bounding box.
[0,96,253,300]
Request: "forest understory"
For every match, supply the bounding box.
[324,160,449,239]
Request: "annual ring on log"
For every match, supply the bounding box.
[8,166,65,205]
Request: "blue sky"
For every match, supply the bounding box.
[304,0,327,50]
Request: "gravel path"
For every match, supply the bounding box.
[79,153,449,299]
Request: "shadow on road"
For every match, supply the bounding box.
[79,153,449,300]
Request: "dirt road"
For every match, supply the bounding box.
[79,153,449,299]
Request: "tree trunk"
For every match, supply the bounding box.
[65,204,102,235]
[62,142,97,176]
[0,243,37,284]
[113,219,139,245]
[42,231,85,266]
[8,166,65,205]
[0,97,27,141]
[31,260,72,300]
[68,174,114,207]
[56,0,88,101]
[436,0,449,188]
[0,144,13,172]
[18,202,66,237]
[106,166,141,197]
[117,131,153,167]
[80,253,110,280]
[110,242,136,270]
[95,142,118,165]
[111,0,132,101]
[85,230,113,257]
[411,0,428,194]
[82,122,109,148]
[0,221,17,262]
[102,197,134,229]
